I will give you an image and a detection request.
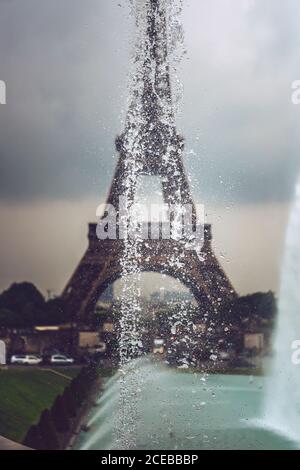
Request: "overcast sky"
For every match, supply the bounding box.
[0,0,299,297]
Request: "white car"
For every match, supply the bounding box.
[93,342,107,353]
[50,354,75,365]
[153,339,165,354]
[10,354,42,365]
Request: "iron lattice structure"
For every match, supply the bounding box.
[62,0,236,323]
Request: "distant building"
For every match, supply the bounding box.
[149,290,195,304]
[78,331,101,349]
[244,333,264,352]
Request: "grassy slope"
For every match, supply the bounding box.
[0,367,81,442]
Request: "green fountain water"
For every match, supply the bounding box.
[75,358,299,450]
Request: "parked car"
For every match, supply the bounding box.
[50,354,75,365]
[153,338,165,354]
[93,342,107,353]
[10,354,43,365]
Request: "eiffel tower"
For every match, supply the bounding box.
[62,0,236,323]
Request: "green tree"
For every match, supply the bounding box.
[38,409,60,450]
[69,375,85,406]
[23,424,45,450]
[43,298,69,325]
[0,282,71,327]
[63,386,77,418]
[0,282,45,327]
[0,282,44,312]
[51,395,70,433]
[0,308,22,328]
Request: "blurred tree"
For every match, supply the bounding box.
[23,424,45,450]
[51,395,70,433]
[0,282,71,327]
[0,282,44,312]
[38,409,60,450]
[63,386,77,418]
[0,308,23,328]
[42,298,69,325]
[0,282,44,327]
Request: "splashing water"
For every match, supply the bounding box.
[263,178,300,441]
[115,0,187,449]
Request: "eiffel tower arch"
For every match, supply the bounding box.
[62,222,235,322]
[62,0,236,323]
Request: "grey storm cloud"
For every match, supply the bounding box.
[0,0,299,205]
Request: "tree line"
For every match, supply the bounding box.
[0,282,70,328]
[23,366,100,450]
